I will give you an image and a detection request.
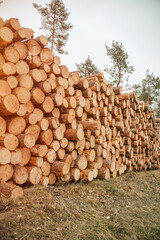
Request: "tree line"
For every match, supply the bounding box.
[1,0,160,116]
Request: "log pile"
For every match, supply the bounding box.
[0,17,159,198]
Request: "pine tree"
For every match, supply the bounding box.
[104,41,134,87]
[33,0,73,54]
[133,70,160,117]
[76,56,100,78]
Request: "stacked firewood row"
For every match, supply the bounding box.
[0,18,159,198]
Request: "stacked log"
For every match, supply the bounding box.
[0,17,159,198]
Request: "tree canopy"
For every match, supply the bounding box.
[33,0,73,54]
[104,41,134,87]
[133,70,160,117]
[76,56,100,78]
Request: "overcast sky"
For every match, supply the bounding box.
[0,0,160,85]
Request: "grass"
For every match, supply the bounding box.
[0,170,160,240]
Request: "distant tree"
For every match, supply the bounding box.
[76,56,100,78]
[33,0,73,54]
[104,41,134,87]
[133,70,160,117]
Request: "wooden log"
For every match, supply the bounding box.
[5,18,21,31]
[0,62,16,77]
[29,69,43,82]
[40,176,49,186]
[44,149,56,163]
[0,117,6,136]
[85,141,90,149]
[35,35,48,47]
[98,168,110,179]
[75,89,82,97]
[28,157,44,167]
[40,48,53,65]
[52,161,70,175]
[17,104,27,116]
[18,133,36,148]
[38,117,49,131]
[48,172,56,185]
[12,165,28,185]
[38,129,53,146]
[75,96,86,107]
[84,149,96,162]
[70,168,80,181]
[3,45,20,63]
[53,55,61,66]
[57,148,65,160]
[28,55,41,69]
[96,157,103,169]
[70,71,80,85]
[31,87,45,105]
[0,17,4,28]
[40,96,54,113]
[49,93,63,106]
[60,138,68,148]
[31,144,48,157]
[18,147,31,166]
[13,87,31,104]
[64,129,84,141]
[17,74,33,90]
[33,108,44,121]
[12,41,28,59]
[59,113,75,124]
[65,86,75,96]
[83,88,92,98]
[0,27,13,48]
[0,164,13,181]
[47,117,59,130]
[7,116,26,135]
[51,63,60,75]
[24,113,38,125]
[52,127,64,140]
[113,86,122,95]
[41,161,51,176]
[50,140,60,151]
[25,101,34,113]
[0,181,23,198]
[25,125,40,142]
[10,149,21,165]
[56,77,68,89]
[68,76,74,87]
[65,141,74,152]
[16,60,29,75]
[77,120,101,130]
[80,169,94,181]
[35,79,52,94]
[75,155,87,170]
[75,78,89,89]
[27,166,42,185]
[6,76,18,89]
[65,96,77,109]
[0,147,11,164]
[59,65,69,78]
[40,63,51,73]
[66,119,77,130]
[61,154,73,164]
[0,134,19,151]
[103,160,115,173]
[26,39,41,56]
